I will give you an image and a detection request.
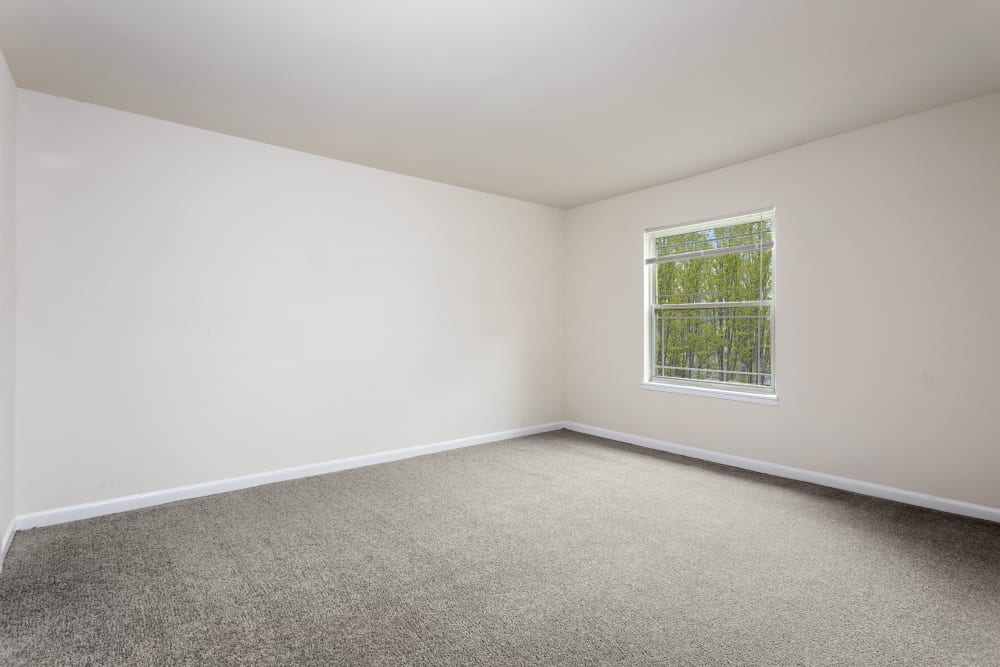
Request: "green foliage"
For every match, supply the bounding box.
[652,222,773,386]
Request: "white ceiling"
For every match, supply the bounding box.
[2,1,999,208]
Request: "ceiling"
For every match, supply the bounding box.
[2,1,999,209]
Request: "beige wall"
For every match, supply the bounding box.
[11,87,1000,517]
[0,49,15,536]
[566,92,1000,509]
[15,91,565,514]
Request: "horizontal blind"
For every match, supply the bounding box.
[644,209,774,265]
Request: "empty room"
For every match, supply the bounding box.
[1,1,998,665]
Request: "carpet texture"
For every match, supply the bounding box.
[1,430,998,665]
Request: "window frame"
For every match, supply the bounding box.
[641,208,778,405]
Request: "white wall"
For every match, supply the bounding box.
[0,50,15,537]
[16,90,565,514]
[12,86,1000,518]
[566,92,1000,510]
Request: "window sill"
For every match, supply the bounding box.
[640,381,778,405]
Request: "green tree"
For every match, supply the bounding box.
[653,220,773,387]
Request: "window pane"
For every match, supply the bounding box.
[646,210,775,392]
[652,305,772,386]
[655,248,773,305]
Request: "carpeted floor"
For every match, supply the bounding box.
[1,430,998,666]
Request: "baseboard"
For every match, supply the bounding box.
[10,418,996,553]
[563,421,1000,524]
[14,422,564,532]
[1,517,15,573]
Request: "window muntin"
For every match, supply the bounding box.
[644,210,775,394]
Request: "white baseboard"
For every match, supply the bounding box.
[1,517,15,573]
[7,418,996,567]
[14,422,564,532]
[563,421,1000,524]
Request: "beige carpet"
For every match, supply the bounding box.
[1,429,998,665]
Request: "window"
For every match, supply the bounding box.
[643,209,776,402]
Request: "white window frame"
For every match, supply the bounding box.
[641,208,778,405]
